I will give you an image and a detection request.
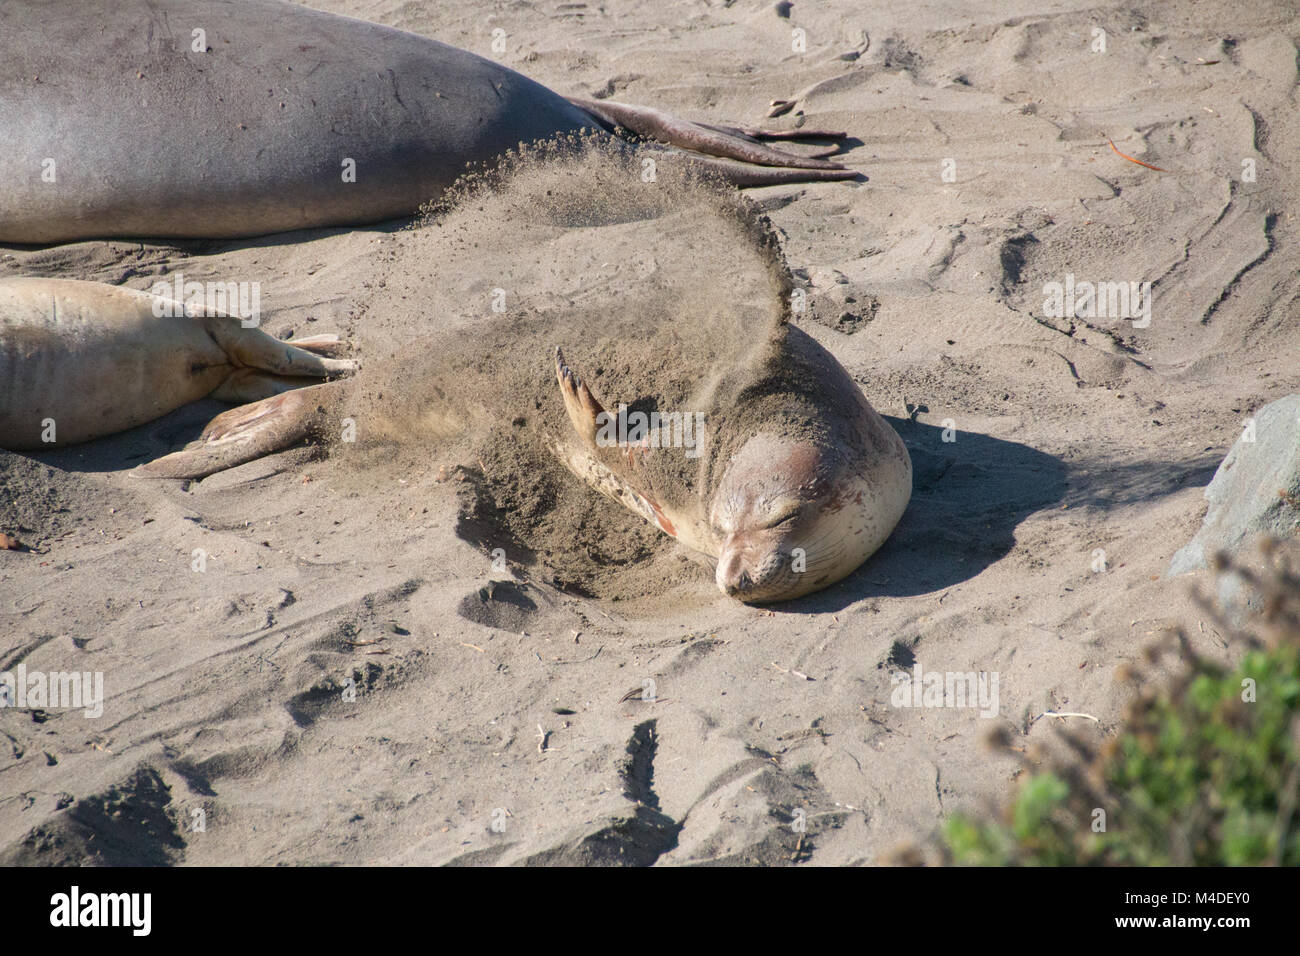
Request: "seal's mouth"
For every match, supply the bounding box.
[714,530,842,604]
[716,544,800,603]
[716,537,786,601]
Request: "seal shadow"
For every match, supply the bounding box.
[0,216,413,260]
[774,416,1068,614]
[19,399,252,475]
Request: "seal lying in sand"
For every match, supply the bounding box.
[0,278,353,448]
[551,339,912,602]
[115,322,909,603]
[0,0,856,243]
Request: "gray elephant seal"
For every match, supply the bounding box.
[0,278,353,448]
[129,152,909,604]
[0,0,855,243]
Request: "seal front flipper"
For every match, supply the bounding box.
[554,346,607,449]
[552,347,695,544]
[131,381,347,480]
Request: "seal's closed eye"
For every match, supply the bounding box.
[760,506,802,530]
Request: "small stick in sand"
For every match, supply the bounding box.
[1038,710,1099,722]
[1108,139,1167,172]
[771,662,814,680]
[547,647,604,665]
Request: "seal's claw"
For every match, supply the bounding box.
[286,333,349,358]
[554,346,607,447]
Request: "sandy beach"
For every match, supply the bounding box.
[2,0,1298,865]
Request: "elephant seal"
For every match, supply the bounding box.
[0,0,856,243]
[0,278,353,448]
[552,333,912,602]
[125,151,910,604]
[126,320,910,604]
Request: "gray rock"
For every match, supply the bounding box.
[1168,394,1300,576]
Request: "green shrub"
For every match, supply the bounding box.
[941,547,1300,866]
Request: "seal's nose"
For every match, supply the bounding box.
[716,544,752,597]
[724,571,753,597]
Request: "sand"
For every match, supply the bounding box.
[2,0,1298,865]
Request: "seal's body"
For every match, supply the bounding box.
[554,325,911,603]
[0,0,595,242]
[0,0,853,243]
[122,324,911,604]
[0,278,352,447]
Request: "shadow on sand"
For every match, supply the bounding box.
[777,416,1068,614]
[18,399,239,476]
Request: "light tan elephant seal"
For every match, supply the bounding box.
[121,319,910,604]
[0,278,354,449]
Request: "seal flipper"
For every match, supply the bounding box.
[691,122,846,159]
[131,381,345,479]
[194,312,356,378]
[554,346,607,449]
[284,333,348,358]
[568,97,848,172]
[553,347,689,543]
[666,154,860,188]
[693,122,848,143]
[209,370,319,404]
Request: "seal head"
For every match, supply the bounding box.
[711,429,910,603]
